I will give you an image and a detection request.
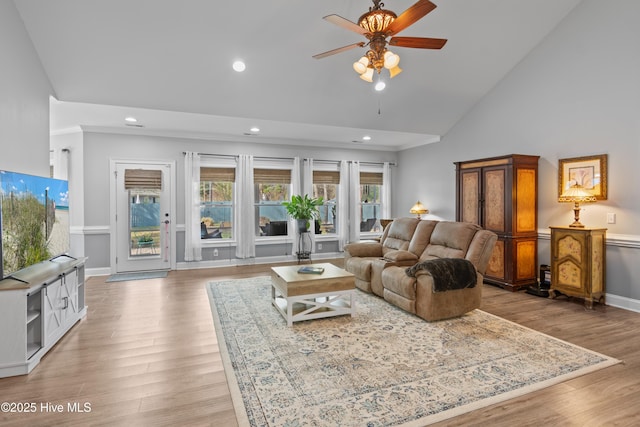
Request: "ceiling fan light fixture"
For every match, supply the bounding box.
[314,1,447,85]
[360,67,374,82]
[353,56,369,74]
[389,65,402,78]
[383,51,400,69]
[358,9,396,33]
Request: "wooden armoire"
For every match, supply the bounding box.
[455,154,539,291]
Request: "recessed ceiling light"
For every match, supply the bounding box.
[124,116,137,123]
[250,127,260,133]
[374,81,386,91]
[233,60,246,72]
[363,136,372,141]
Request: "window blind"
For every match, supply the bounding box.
[313,170,340,184]
[360,172,383,185]
[200,167,235,182]
[254,168,291,184]
[124,169,162,189]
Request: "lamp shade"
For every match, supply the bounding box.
[559,184,597,203]
[558,184,596,228]
[360,67,374,82]
[410,201,429,219]
[388,65,402,78]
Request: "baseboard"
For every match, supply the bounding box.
[605,293,640,313]
[86,267,111,277]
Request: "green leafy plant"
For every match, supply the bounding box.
[137,234,154,243]
[282,194,323,220]
[282,194,323,232]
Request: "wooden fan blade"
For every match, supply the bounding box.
[387,0,437,36]
[389,36,447,49]
[313,42,365,59]
[323,14,367,35]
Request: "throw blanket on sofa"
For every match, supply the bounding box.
[405,258,477,292]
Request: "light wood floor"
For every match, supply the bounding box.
[1,260,639,427]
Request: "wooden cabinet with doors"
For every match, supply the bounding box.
[455,154,539,291]
[549,226,606,308]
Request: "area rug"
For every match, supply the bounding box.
[206,277,620,427]
[105,270,168,282]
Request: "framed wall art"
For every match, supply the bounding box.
[558,154,608,200]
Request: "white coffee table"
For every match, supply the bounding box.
[270,263,355,326]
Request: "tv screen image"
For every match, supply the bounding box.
[0,170,69,279]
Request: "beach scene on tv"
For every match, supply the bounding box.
[0,170,69,278]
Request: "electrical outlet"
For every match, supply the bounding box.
[607,213,616,224]
[317,243,323,251]
[213,249,219,257]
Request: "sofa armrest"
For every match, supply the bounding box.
[344,242,383,258]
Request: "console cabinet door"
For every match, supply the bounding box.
[43,278,64,347]
[62,271,79,328]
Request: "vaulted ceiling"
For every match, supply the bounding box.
[15,0,581,150]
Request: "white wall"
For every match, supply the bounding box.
[396,0,640,305]
[0,1,53,176]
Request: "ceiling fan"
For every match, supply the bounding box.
[313,0,447,82]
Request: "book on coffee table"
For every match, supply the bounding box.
[297,266,325,274]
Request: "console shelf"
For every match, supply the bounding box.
[0,257,87,378]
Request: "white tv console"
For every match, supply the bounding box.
[0,256,87,378]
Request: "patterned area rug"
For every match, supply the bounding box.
[207,277,619,427]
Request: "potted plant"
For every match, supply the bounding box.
[282,194,323,232]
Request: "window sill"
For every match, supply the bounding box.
[201,239,236,247]
[256,236,293,245]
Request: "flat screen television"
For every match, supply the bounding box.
[0,170,70,280]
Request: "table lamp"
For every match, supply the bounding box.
[558,184,597,228]
[409,201,428,219]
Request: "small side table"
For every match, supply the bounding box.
[549,226,606,308]
[296,231,312,264]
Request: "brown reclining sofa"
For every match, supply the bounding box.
[344,217,497,321]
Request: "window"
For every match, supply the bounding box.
[360,171,383,233]
[200,166,234,240]
[312,170,339,234]
[254,168,291,237]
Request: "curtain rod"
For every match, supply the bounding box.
[182,153,395,166]
[305,159,397,167]
[356,161,397,167]
[182,152,236,159]
[182,152,295,162]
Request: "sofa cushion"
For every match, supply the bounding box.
[381,217,419,255]
[407,220,437,256]
[421,221,481,260]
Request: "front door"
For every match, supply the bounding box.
[112,161,174,273]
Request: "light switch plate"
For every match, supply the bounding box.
[607,213,616,224]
